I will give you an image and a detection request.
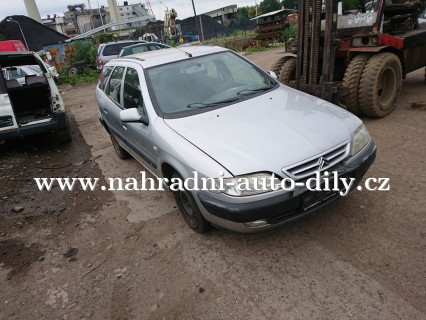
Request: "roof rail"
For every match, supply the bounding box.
[122,56,145,61]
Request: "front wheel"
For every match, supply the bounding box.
[171,172,210,233]
[359,52,402,118]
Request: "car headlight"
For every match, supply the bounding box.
[216,172,281,197]
[351,124,370,156]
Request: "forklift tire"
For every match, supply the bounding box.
[359,53,402,118]
[279,58,296,84]
[271,56,292,77]
[342,54,370,115]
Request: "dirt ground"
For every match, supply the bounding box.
[0,48,425,320]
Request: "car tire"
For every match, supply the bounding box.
[359,52,402,118]
[56,126,72,144]
[171,172,210,233]
[342,54,370,116]
[110,133,130,160]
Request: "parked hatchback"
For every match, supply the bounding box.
[96,46,376,233]
[96,40,147,70]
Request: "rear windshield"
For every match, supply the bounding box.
[103,42,138,56]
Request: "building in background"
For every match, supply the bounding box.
[63,3,111,36]
[116,1,154,29]
[42,14,66,34]
[203,5,238,28]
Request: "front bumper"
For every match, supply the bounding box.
[0,111,69,140]
[197,140,377,233]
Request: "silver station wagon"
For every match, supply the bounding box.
[96,46,376,233]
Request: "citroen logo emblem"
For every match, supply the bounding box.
[318,157,327,169]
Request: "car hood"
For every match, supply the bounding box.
[164,85,361,176]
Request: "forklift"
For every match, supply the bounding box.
[271,0,426,117]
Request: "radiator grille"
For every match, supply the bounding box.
[282,142,350,180]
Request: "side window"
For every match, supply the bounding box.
[131,46,148,54]
[107,66,125,105]
[123,67,144,114]
[98,66,113,91]
[7,67,27,80]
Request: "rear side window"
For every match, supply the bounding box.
[7,67,28,80]
[149,44,165,51]
[103,43,135,56]
[107,67,125,105]
[131,45,149,54]
[98,66,113,91]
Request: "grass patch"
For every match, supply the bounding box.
[58,68,99,87]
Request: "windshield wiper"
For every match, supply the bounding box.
[237,84,274,96]
[187,97,240,109]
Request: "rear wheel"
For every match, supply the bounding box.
[110,133,130,159]
[342,54,370,115]
[279,58,296,84]
[359,52,402,118]
[171,172,210,233]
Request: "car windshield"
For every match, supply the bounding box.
[146,51,275,117]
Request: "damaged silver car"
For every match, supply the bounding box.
[0,51,70,143]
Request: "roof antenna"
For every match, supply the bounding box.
[175,47,192,58]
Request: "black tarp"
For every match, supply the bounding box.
[0,15,68,51]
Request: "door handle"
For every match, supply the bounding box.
[103,108,107,114]
[122,125,127,131]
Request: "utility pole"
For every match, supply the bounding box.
[191,0,202,42]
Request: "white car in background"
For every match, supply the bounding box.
[2,62,58,85]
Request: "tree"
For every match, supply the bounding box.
[281,0,297,10]
[248,5,261,18]
[259,0,281,14]
[236,6,250,22]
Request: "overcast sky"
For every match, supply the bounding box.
[1,0,259,21]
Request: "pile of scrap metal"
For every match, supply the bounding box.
[383,0,426,33]
[253,9,295,42]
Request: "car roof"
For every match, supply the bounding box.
[122,42,168,49]
[110,45,228,69]
[100,40,147,47]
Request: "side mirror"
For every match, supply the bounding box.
[267,70,278,80]
[120,108,149,126]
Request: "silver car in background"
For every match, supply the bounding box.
[96,40,147,70]
[96,46,376,233]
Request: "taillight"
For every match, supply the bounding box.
[98,58,103,66]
